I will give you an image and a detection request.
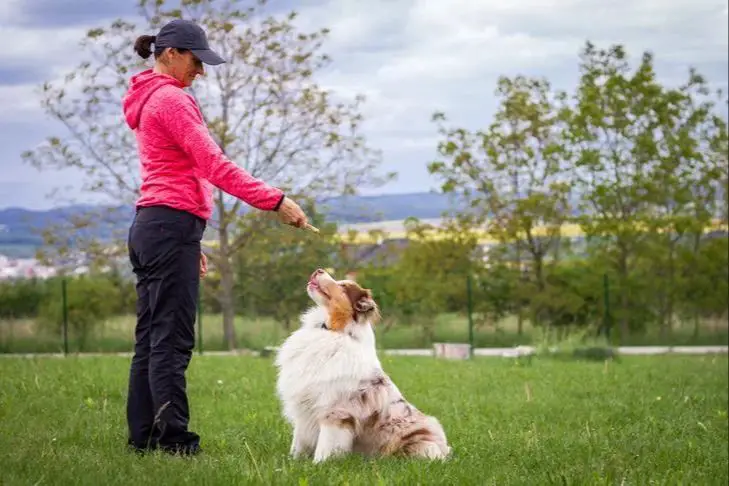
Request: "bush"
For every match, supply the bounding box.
[0,279,50,319]
[36,275,122,351]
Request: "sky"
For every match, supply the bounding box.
[0,0,727,210]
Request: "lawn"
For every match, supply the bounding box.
[0,354,727,485]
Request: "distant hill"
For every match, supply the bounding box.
[0,192,466,257]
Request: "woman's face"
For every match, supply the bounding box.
[163,48,205,87]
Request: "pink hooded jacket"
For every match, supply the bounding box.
[122,69,285,220]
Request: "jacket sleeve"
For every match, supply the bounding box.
[157,88,285,212]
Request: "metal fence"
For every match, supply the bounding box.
[1,272,727,355]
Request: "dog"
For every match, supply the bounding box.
[274,268,451,463]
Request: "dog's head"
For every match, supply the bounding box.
[306,268,380,331]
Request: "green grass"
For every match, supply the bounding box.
[1,354,727,485]
[2,312,727,354]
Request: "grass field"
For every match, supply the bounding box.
[1,354,727,485]
[2,312,728,354]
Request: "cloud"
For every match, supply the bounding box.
[0,0,727,208]
[0,119,79,209]
[0,64,53,87]
[1,24,88,60]
[0,21,123,208]
[0,22,114,122]
[5,0,136,28]
[292,0,728,194]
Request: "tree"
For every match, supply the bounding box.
[638,67,728,336]
[428,75,572,330]
[470,246,520,332]
[233,200,338,333]
[22,0,394,349]
[37,274,122,352]
[564,41,728,338]
[374,217,483,342]
[675,235,729,338]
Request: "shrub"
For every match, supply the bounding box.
[0,279,50,319]
[36,275,122,351]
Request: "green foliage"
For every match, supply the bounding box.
[675,236,729,321]
[233,201,338,335]
[426,40,728,337]
[35,275,122,351]
[353,217,483,340]
[471,251,521,328]
[562,42,727,335]
[534,259,604,329]
[0,279,50,319]
[429,75,573,329]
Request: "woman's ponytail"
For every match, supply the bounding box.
[134,35,157,59]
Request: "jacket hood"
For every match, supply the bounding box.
[123,69,183,130]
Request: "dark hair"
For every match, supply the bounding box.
[134,34,191,60]
[134,35,157,59]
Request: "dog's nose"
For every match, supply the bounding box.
[311,268,324,279]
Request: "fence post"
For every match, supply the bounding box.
[198,282,204,355]
[602,273,611,342]
[467,274,474,358]
[61,277,69,356]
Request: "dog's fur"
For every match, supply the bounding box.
[274,268,451,463]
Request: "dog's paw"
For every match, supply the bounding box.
[313,446,343,463]
[313,450,338,464]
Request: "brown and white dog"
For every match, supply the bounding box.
[274,268,451,463]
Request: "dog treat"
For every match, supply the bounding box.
[303,223,320,234]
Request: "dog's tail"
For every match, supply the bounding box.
[398,416,451,460]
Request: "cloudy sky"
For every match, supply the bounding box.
[0,0,727,210]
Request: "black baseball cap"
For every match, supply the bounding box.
[154,19,226,65]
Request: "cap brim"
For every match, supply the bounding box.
[191,48,226,66]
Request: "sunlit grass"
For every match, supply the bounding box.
[0,354,727,485]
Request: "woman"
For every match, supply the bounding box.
[122,19,309,456]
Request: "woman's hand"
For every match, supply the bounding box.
[277,196,308,228]
[200,251,208,278]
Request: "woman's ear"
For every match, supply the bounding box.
[157,47,172,65]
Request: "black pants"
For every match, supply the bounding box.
[126,205,205,454]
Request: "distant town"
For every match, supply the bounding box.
[0,217,444,280]
[0,254,58,280]
[0,217,439,280]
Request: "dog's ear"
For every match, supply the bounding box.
[354,291,376,313]
[355,297,375,313]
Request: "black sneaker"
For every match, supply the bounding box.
[127,438,158,455]
[159,442,202,457]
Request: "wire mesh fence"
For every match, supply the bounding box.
[1,271,727,355]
